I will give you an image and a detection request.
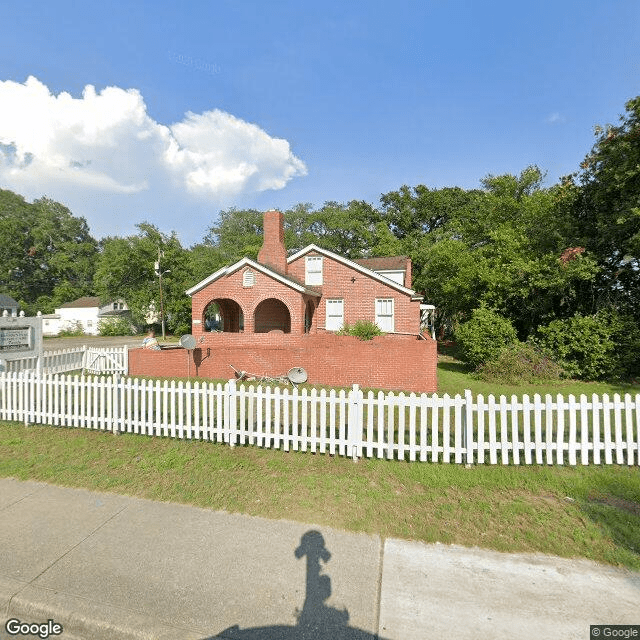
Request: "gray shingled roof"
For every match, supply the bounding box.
[0,294,18,307]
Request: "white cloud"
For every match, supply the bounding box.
[0,76,307,242]
[545,112,566,125]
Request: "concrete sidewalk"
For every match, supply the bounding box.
[0,478,638,640]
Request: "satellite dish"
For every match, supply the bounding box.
[287,367,308,384]
[179,334,197,350]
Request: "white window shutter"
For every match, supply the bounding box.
[326,299,344,331]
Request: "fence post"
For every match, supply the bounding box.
[225,378,237,448]
[348,384,363,461]
[464,389,474,465]
[81,345,88,373]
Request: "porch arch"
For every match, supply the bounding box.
[253,298,291,333]
[203,298,244,333]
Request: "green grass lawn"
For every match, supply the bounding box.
[1,354,639,570]
[436,351,640,399]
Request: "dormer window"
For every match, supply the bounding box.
[243,269,256,287]
[305,256,323,285]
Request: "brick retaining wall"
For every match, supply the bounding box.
[129,333,437,392]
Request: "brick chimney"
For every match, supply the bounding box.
[257,210,287,274]
[405,257,412,289]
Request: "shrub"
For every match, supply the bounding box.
[58,321,85,337]
[456,307,517,369]
[337,320,384,340]
[599,309,640,380]
[533,314,615,381]
[98,316,137,336]
[477,341,566,384]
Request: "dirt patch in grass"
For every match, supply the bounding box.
[588,493,640,517]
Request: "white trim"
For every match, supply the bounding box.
[288,245,415,296]
[186,258,320,297]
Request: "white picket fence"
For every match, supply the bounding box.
[3,346,128,375]
[0,372,638,466]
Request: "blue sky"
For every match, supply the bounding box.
[1,0,639,246]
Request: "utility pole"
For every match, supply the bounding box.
[154,248,170,341]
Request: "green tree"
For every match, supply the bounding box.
[202,208,265,263]
[94,224,191,335]
[298,200,381,258]
[570,96,640,319]
[395,168,598,337]
[203,201,382,262]
[0,190,97,312]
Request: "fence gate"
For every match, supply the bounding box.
[83,347,128,375]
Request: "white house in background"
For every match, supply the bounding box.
[43,297,130,336]
[0,294,19,317]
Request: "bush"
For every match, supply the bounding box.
[58,321,85,337]
[600,309,640,380]
[533,314,615,381]
[534,310,640,381]
[456,307,517,369]
[98,316,137,336]
[337,320,384,340]
[477,341,566,384]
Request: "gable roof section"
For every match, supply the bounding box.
[186,257,321,297]
[58,296,101,309]
[0,294,18,308]
[353,256,409,271]
[287,245,417,296]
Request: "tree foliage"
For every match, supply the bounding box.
[570,96,640,319]
[0,190,97,312]
[94,224,192,334]
[388,168,598,338]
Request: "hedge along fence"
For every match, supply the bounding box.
[0,372,639,466]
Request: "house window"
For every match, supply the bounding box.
[326,299,344,331]
[305,256,323,285]
[375,298,394,333]
[243,269,256,287]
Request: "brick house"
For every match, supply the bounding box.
[188,210,423,337]
[129,210,437,392]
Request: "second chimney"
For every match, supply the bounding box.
[257,210,287,274]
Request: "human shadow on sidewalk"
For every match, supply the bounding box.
[205,529,388,640]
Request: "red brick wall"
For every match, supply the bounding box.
[129,333,437,393]
[287,253,421,334]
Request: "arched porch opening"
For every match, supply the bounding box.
[204,298,244,333]
[254,298,291,333]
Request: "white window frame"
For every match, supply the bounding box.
[305,256,323,285]
[375,298,394,333]
[325,299,344,331]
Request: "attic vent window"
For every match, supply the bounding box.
[243,269,256,287]
[305,256,323,285]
